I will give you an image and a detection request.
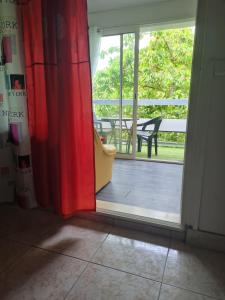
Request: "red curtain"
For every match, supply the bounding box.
[18,0,96,217]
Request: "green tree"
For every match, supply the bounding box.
[93,28,194,143]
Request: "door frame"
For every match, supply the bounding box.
[97,22,197,229]
[100,29,140,160]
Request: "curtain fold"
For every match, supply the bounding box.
[18,0,95,217]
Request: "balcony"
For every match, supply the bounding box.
[93,98,188,162]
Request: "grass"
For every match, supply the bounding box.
[116,144,184,161]
[135,145,184,161]
[103,134,185,161]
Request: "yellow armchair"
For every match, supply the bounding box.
[94,129,116,192]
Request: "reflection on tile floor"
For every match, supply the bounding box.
[1,204,225,300]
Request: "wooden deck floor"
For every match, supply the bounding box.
[97,159,183,215]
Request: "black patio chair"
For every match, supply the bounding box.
[137,116,162,158]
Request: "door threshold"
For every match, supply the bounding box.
[96,199,183,231]
[134,157,184,165]
[115,157,184,165]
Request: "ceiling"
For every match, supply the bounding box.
[87,0,168,13]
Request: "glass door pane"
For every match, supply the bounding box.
[92,32,136,157]
[137,28,195,161]
[120,33,135,155]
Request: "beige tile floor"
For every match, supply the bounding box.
[0,205,225,300]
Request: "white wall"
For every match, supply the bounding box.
[182,0,225,235]
[88,0,197,30]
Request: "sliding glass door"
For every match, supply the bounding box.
[92,32,139,158]
[93,24,195,227]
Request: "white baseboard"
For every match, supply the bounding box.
[186,229,225,253]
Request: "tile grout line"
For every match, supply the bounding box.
[24,234,220,300]
[163,233,221,300]
[63,231,111,300]
[10,229,111,300]
[156,234,220,300]
[63,260,90,300]
[87,227,172,286]
[0,236,34,272]
[160,282,220,300]
[85,260,163,284]
[2,246,31,276]
[5,228,173,277]
[1,213,223,300]
[4,221,219,299]
[157,248,170,300]
[89,232,110,261]
[5,232,166,284]
[5,236,220,300]
[157,232,172,300]
[5,229,110,265]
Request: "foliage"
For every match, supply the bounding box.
[93,28,194,143]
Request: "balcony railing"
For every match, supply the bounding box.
[93,98,188,161]
[93,99,188,106]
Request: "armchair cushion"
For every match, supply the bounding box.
[103,144,116,156]
[94,129,116,192]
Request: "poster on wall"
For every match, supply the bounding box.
[0,1,36,208]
